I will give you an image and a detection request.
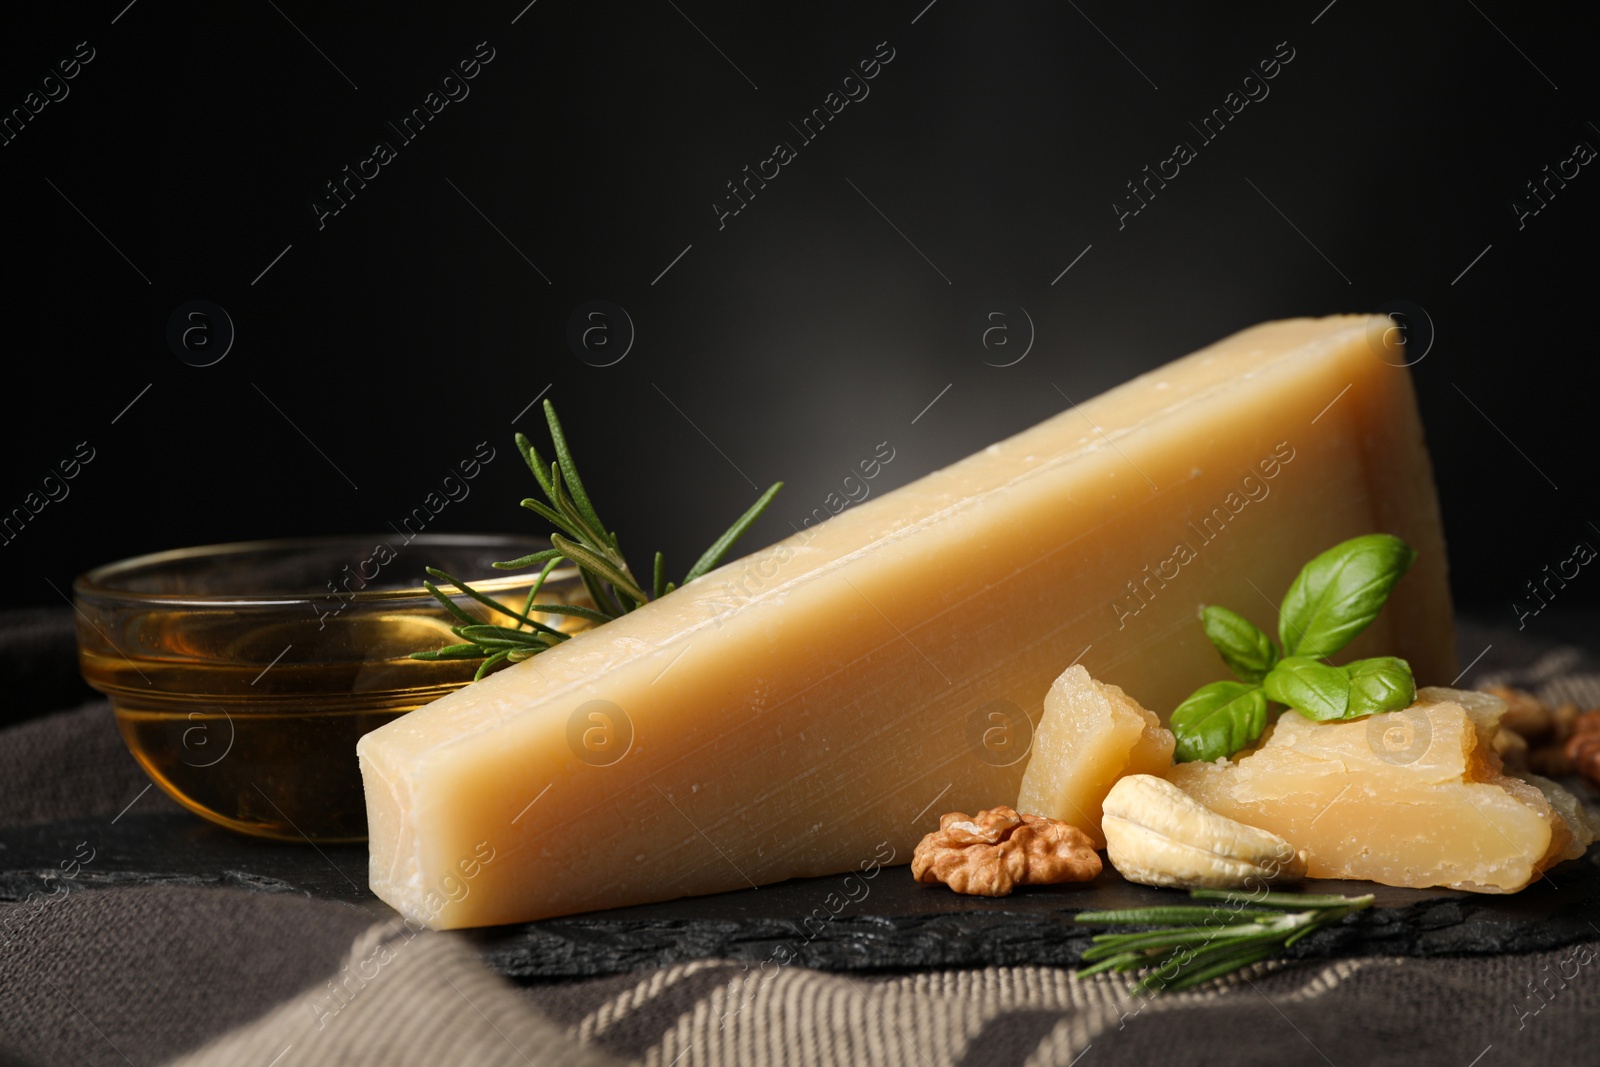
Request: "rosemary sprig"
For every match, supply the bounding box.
[1074,889,1373,994]
[411,399,782,679]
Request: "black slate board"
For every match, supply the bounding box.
[5,811,1599,979]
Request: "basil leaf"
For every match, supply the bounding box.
[1200,605,1279,683]
[1343,656,1416,717]
[1277,534,1416,658]
[1171,681,1269,763]
[1262,656,1350,721]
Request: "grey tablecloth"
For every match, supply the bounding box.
[3,613,1598,1067]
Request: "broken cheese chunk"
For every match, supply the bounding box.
[1016,666,1175,846]
[1166,688,1595,893]
[360,316,1457,928]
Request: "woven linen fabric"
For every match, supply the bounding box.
[1,611,1597,1067]
[0,885,374,1067]
[164,934,1600,1067]
[0,700,182,829]
[514,949,1600,1066]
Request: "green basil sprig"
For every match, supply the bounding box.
[1260,656,1350,722]
[1170,682,1269,761]
[1277,534,1418,658]
[1171,534,1418,763]
[1343,656,1417,717]
[1199,606,1278,682]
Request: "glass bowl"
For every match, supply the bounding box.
[73,534,586,843]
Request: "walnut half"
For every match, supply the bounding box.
[1485,686,1592,778]
[1566,710,1600,785]
[911,805,1101,896]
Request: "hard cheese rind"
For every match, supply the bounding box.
[359,316,1456,927]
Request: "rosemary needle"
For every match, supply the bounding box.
[411,399,782,677]
[1074,889,1373,994]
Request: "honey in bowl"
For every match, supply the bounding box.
[74,535,586,842]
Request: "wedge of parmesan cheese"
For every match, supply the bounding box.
[360,316,1456,927]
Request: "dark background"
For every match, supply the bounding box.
[3,1,1596,639]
